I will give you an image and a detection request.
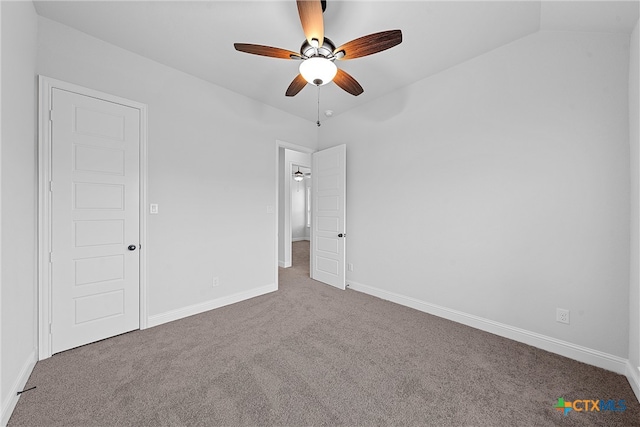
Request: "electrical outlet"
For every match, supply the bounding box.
[212,277,219,287]
[348,263,354,272]
[556,308,570,324]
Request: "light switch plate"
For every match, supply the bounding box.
[150,204,158,214]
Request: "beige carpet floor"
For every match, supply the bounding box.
[8,241,640,426]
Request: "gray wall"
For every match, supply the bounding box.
[319,30,631,358]
[1,1,38,422]
[291,181,306,240]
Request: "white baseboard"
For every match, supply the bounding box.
[278,260,286,268]
[147,283,277,328]
[627,361,640,402]
[347,281,629,376]
[1,350,37,427]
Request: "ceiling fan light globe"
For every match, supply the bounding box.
[299,57,337,86]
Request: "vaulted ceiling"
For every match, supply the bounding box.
[33,1,639,122]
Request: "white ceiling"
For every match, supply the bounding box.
[33,1,639,123]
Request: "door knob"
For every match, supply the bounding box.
[338,233,345,238]
[128,244,137,251]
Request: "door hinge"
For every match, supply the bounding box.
[49,323,52,334]
[49,109,53,122]
[49,252,53,263]
[49,181,53,192]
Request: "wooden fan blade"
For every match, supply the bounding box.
[286,74,308,97]
[334,30,402,60]
[297,0,324,47]
[234,43,302,60]
[333,68,363,96]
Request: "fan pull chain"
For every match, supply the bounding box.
[317,85,321,127]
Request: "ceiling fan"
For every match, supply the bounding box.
[293,166,311,181]
[234,0,402,97]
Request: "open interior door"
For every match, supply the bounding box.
[311,144,346,289]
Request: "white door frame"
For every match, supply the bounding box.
[274,140,314,287]
[37,76,148,360]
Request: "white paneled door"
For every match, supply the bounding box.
[51,88,140,354]
[311,145,346,289]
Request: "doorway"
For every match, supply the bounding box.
[274,141,347,290]
[277,146,312,271]
[291,165,311,272]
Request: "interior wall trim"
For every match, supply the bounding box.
[347,281,634,391]
[147,284,277,328]
[627,361,640,403]
[1,350,36,426]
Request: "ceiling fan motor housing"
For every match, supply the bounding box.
[300,38,336,59]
